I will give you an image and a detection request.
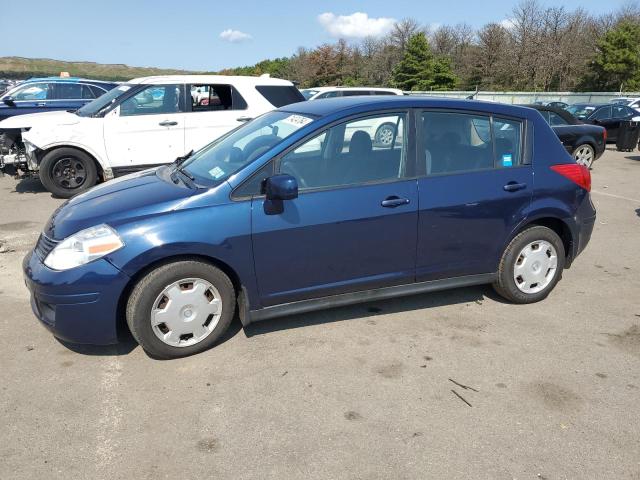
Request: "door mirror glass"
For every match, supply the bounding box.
[264,174,298,201]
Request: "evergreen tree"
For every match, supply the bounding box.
[392,32,457,90]
[583,20,640,90]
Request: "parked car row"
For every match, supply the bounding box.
[0,75,304,197]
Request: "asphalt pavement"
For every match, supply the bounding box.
[0,148,639,479]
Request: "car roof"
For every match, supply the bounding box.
[25,77,117,85]
[302,86,402,92]
[281,95,539,119]
[522,104,578,123]
[127,75,293,86]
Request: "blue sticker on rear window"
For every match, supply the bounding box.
[502,154,513,167]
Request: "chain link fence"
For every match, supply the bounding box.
[406,91,640,104]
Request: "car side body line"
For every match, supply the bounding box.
[246,273,496,324]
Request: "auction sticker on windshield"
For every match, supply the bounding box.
[282,115,313,127]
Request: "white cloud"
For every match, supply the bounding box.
[500,18,516,30]
[318,12,396,39]
[219,29,252,43]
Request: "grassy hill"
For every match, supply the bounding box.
[0,56,202,81]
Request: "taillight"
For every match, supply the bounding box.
[602,128,607,143]
[550,164,591,192]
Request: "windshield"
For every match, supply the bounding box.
[566,105,595,118]
[300,89,319,100]
[75,84,132,117]
[182,110,315,184]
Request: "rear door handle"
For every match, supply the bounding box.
[236,116,253,122]
[503,182,527,192]
[381,196,410,208]
[159,120,178,127]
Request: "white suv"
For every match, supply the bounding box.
[300,87,404,148]
[0,75,303,197]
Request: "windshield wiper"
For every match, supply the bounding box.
[175,150,194,167]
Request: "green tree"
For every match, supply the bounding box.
[392,32,457,90]
[583,20,640,90]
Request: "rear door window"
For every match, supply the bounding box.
[548,112,568,126]
[53,83,84,100]
[591,106,611,120]
[255,86,305,107]
[190,84,247,111]
[420,111,523,175]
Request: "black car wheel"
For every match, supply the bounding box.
[39,148,98,198]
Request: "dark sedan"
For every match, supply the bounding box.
[525,105,606,168]
[566,103,640,142]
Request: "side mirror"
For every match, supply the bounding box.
[264,174,298,201]
[2,96,15,107]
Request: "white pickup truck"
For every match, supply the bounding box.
[0,75,303,197]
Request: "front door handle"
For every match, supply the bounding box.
[503,182,527,192]
[381,196,410,208]
[159,120,178,127]
[236,116,253,122]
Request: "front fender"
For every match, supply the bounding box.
[105,200,262,309]
[23,125,111,177]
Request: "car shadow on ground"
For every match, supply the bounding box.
[244,285,493,338]
[11,177,48,194]
[624,154,640,162]
[55,285,495,357]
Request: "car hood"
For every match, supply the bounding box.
[44,167,198,240]
[0,110,80,130]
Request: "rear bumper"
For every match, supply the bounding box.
[575,213,596,258]
[23,251,130,345]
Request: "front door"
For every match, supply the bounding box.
[103,84,185,169]
[416,110,533,281]
[250,111,419,307]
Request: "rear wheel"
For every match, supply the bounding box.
[126,260,236,359]
[573,144,595,169]
[374,123,396,147]
[493,226,565,304]
[39,148,98,198]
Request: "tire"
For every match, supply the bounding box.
[573,143,595,169]
[493,226,565,304]
[39,147,98,198]
[374,123,396,147]
[126,260,236,359]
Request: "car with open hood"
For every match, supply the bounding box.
[0,75,303,197]
[24,96,596,359]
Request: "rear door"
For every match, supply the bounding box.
[416,110,533,281]
[50,82,93,111]
[103,84,186,168]
[590,106,616,140]
[183,84,250,152]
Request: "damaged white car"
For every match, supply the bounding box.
[0,75,303,197]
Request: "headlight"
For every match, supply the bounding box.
[44,224,124,271]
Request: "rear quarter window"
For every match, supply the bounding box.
[255,86,305,107]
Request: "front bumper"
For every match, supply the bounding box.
[23,250,130,345]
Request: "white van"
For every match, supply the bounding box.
[0,75,303,197]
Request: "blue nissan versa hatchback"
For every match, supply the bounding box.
[23,97,596,358]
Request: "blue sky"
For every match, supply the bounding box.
[0,0,629,71]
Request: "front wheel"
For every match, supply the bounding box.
[39,148,98,198]
[493,226,565,304]
[573,144,595,169]
[126,260,236,359]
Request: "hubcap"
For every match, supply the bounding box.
[574,146,594,168]
[51,157,87,189]
[151,278,222,347]
[376,126,395,146]
[513,240,558,294]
